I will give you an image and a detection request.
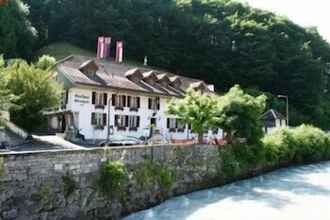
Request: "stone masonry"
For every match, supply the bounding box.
[0,145,223,220]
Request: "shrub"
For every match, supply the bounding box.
[135,158,176,191]
[61,174,76,198]
[97,160,128,198]
[262,125,330,165]
[158,166,176,190]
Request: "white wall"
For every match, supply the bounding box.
[66,87,223,141]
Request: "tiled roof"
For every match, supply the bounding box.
[56,55,213,97]
[261,109,286,120]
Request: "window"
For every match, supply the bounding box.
[148,97,160,110]
[92,92,107,106]
[128,115,140,130]
[127,96,140,110]
[91,113,107,129]
[177,120,185,133]
[167,118,177,132]
[112,94,126,109]
[115,115,127,130]
[114,115,140,131]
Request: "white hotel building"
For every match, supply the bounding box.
[47,54,223,143]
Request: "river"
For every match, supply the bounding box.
[123,161,330,220]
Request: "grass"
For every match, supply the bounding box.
[36,42,95,60]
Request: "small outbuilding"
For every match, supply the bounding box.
[261,109,287,134]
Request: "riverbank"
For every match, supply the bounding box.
[124,161,330,220]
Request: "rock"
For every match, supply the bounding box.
[2,209,18,220]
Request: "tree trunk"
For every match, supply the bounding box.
[198,132,203,144]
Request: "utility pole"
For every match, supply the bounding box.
[278,95,289,126]
[106,96,112,143]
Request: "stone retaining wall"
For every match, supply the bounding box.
[0,144,223,220]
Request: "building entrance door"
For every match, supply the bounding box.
[150,118,157,137]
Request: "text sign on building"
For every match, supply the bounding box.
[74,94,90,104]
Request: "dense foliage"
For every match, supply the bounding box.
[167,89,217,143]
[0,57,62,132]
[168,85,266,144]
[135,158,176,191]
[214,85,266,144]
[1,0,330,128]
[220,125,330,179]
[263,125,330,165]
[0,0,36,59]
[97,160,128,198]
[0,56,16,111]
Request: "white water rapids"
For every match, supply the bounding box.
[123,162,330,220]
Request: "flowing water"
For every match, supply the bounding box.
[123,162,330,220]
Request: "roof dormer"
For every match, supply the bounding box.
[190,81,209,92]
[143,71,158,85]
[125,68,143,82]
[157,74,171,87]
[169,76,182,89]
[79,60,99,77]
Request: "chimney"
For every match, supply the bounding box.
[97,36,111,59]
[144,56,148,66]
[207,84,215,92]
[115,41,123,63]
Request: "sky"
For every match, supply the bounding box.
[240,0,330,42]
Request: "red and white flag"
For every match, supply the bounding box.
[97,36,105,59]
[116,41,123,63]
[104,37,111,58]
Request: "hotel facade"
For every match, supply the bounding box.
[47,39,223,143]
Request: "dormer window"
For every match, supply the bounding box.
[125,68,143,82]
[79,60,99,77]
[170,76,182,89]
[157,74,171,87]
[143,71,158,85]
[190,81,209,92]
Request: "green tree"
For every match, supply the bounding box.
[36,55,56,70]
[3,58,62,132]
[0,0,36,59]
[0,55,16,111]
[167,89,217,144]
[214,85,267,144]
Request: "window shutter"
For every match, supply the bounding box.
[123,96,126,107]
[92,92,96,104]
[91,113,96,125]
[175,119,178,128]
[137,97,140,108]
[125,115,129,127]
[167,118,170,128]
[65,90,69,104]
[103,113,107,126]
[115,115,118,126]
[137,116,140,127]
[112,94,116,106]
[127,96,131,107]
[148,98,152,109]
[104,93,108,105]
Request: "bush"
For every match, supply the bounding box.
[97,160,128,198]
[61,174,76,198]
[262,125,330,165]
[134,158,175,191]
